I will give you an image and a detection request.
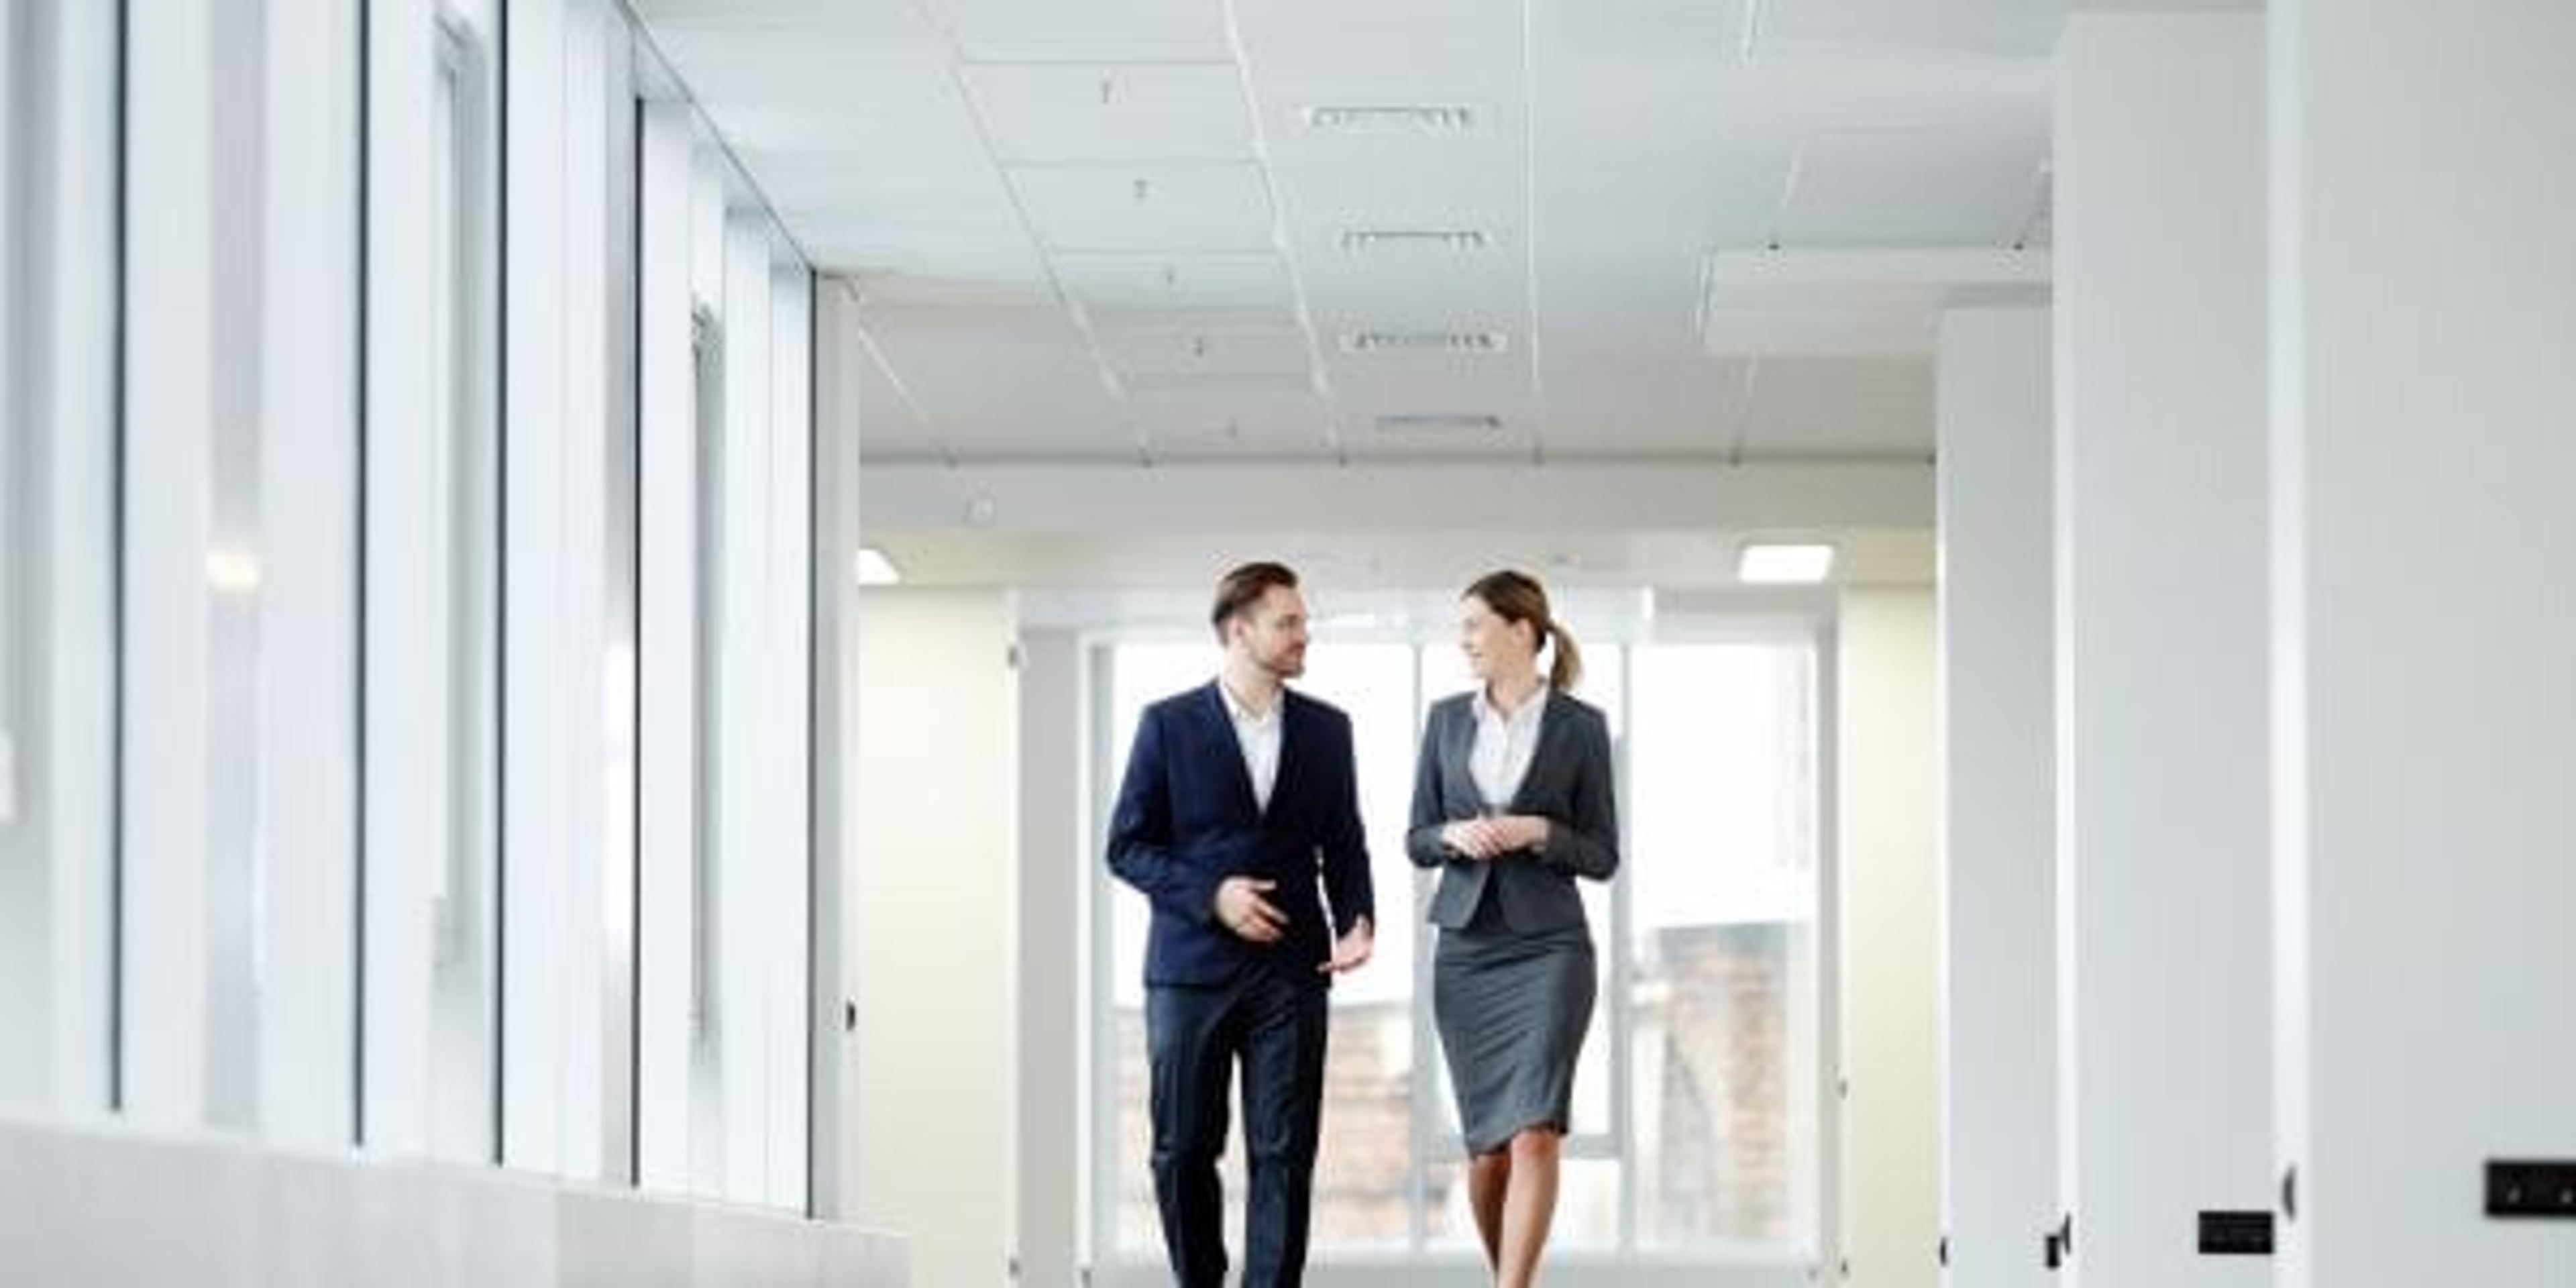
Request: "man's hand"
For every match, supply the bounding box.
[1319,916,1374,975]
[1213,876,1287,943]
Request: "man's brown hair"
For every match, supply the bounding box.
[1210,561,1300,641]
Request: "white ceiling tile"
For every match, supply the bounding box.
[1008,163,1277,252]
[1097,325,1313,378]
[1758,0,2070,57]
[1134,388,1331,459]
[861,305,1124,430]
[963,62,1256,164]
[932,0,1236,62]
[1053,252,1295,321]
[1778,126,2045,247]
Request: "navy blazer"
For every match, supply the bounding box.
[1406,688,1619,932]
[1108,681,1375,987]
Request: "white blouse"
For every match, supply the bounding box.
[1468,685,1548,811]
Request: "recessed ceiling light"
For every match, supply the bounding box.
[1737,542,1836,584]
[1303,104,1479,135]
[1340,329,1509,355]
[1373,413,1505,435]
[853,546,902,587]
[1338,228,1491,254]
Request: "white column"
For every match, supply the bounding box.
[1935,305,2054,1287]
[502,0,621,1181]
[2053,15,2270,1287]
[1841,589,1942,1288]
[808,281,865,1221]
[714,210,774,1205]
[500,0,572,1178]
[362,0,441,1157]
[256,0,362,1150]
[2270,3,2576,1284]
[634,97,701,1193]
[119,0,227,1130]
[763,262,814,1212]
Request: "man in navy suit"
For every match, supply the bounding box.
[1108,561,1376,1288]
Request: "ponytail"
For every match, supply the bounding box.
[1546,621,1584,692]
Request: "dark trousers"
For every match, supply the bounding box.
[1145,959,1329,1288]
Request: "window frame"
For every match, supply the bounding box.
[1081,607,1840,1279]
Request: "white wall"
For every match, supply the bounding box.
[0,1114,907,1286]
[1934,307,2055,1288]
[2053,16,2270,1286]
[853,588,1018,1287]
[1839,588,1941,1288]
[2271,3,2576,1283]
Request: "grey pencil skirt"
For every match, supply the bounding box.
[1432,902,1597,1157]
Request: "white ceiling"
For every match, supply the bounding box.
[632,0,2101,462]
[631,0,2236,589]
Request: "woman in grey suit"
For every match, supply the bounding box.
[1407,570,1619,1287]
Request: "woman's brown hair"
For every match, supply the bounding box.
[1463,569,1582,692]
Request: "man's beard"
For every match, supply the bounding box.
[1258,644,1304,680]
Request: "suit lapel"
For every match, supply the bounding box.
[1443,697,1479,808]
[1507,690,1573,814]
[1269,692,1301,824]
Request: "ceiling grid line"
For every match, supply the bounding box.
[904,0,1155,464]
[833,276,955,468]
[1218,0,1347,463]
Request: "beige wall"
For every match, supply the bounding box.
[853,588,1018,1287]
[1840,588,1942,1288]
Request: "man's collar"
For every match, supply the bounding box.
[1217,675,1281,724]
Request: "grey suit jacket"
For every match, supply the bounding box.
[1406,688,1620,932]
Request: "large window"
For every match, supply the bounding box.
[2,0,818,1217]
[0,0,120,1116]
[1091,624,1825,1269]
[633,105,816,1209]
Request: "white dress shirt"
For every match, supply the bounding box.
[1220,678,1283,813]
[1468,684,1549,812]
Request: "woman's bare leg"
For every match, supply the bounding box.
[1466,1148,1511,1272]
[1497,1128,1562,1288]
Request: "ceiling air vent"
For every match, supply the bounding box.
[1340,329,1509,355]
[1303,104,1479,136]
[1338,227,1491,254]
[1373,413,1504,435]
